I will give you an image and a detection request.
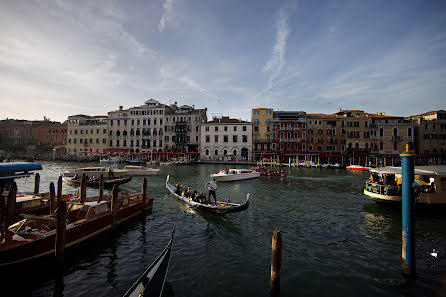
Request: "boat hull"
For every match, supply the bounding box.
[210,172,260,182]
[0,196,153,266]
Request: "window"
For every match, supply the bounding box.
[214,136,218,142]
[408,128,412,137]
[254,119,259,124]
[234,126,237,131]
[254,110,259,115]
[205,149,209,156]
[215,126,218,132]
[206,136,210,142]
[243,135,248,142]
[224,135,228,142]
[233,135,238,142]
[205,126,209,132]
[214,149,218,156]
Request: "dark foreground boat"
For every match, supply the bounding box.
[62,175,132,188]
[0,192,153,266]
[123,227,175,297]
[165,175,249,214]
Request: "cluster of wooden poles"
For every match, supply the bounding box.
[2,172,149,269]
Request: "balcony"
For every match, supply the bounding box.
[391,136,405,141]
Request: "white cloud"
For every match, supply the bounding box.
[159,0,174,32]
[263,8,290,90]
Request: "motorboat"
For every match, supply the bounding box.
[62,166,128,178]
[123,165,161,176]
[346,165,370,171]
[363,166,446,205]
[123,227,175,297]
[326,163,342,169]
[100,156,120,164]
[211,169,260,182]
[165,175,249,214]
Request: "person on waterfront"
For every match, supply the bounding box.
[205,179,217,204]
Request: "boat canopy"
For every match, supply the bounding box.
[370,166,446,176]
[0,162,42,174]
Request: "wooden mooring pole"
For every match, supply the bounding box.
[49,182,56,214]
[270,228,282,296]
[80,174,87,203]
[34,173,40,194]
[57,175,63,205]
[5,183,17,230]
[111,185,118,231]
[142,177,147,212]
[55,200,67,268]
[98,174,104,202]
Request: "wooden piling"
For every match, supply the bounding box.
[55,200,67,268]
[49,182,56,214]
[5,183,17,229]
[111,185,118,231]
[142,177,147,211]
[270,228,282,296]
[34,173,40,194]
[99,174,104,202]
[57,175,63,204]
[80,174,87,203]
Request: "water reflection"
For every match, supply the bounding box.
[106,238,118,288]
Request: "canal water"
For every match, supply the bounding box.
[2,161,446,297]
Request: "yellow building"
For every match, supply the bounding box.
[370,115,415,154]
[251,108,273,158]
[66,115,108,156]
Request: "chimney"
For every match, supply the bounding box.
[119,106,123,111]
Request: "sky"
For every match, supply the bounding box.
[1,0,445,122]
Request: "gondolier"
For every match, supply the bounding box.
[205,179,217,204]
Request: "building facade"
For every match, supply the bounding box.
[407,110,446,154]
[252,108,273,159]
[107,99,207,153]
[200,117,253,161]
[272,111,307,154]
[66,115,108,155]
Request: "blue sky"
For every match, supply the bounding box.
[1,0,445,122]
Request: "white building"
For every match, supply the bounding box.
[108,99,207,153]
[200,117,253,161]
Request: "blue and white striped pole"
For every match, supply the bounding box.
[400,144,416,276]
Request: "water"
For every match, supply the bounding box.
[2,161,446,297]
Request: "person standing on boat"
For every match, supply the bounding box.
[205,179,217,204]
[108,165,116,180]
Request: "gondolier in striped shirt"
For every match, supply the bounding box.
[205,179,217,204]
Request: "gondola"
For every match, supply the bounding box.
[123,227,175,297]
[62,175,132,188]
[165,175,250,214]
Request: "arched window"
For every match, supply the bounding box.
[287,132,291,139]
[379,128,383,137]
[280,132,284,139]
[233,149,237,156]
[408,128,412,137]
[393,128,398,136]
[224,149,228,155]
[205,149,209,156]
[214,149,218,156]
[294,131,298,139]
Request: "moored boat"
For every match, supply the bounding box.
[363,166,446,204]
[123,227,175,297]
[165,175,249,214]
[123,165,161,176]
[249,166,287,177]
[62,175,132,188]
[62,166,128,178]
[211,169,260,182]
[346,165,370,171]
[0,192,153,266]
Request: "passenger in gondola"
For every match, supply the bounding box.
[175,184,182,195]
[196,191,206,204]
[192,190,198,201]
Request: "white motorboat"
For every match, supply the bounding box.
[123,165,161,176]
[363,166,446,205]
[211,169,260,182]
[100,157,120,164]
[62,166,128,178]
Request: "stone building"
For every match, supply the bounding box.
[306,114,345,153]
[251,108,273,159]
[66,115,108,155]
[271,111,307,154]
[200,117,253,161]
[370,115,415,154]
[406,110,446,154]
